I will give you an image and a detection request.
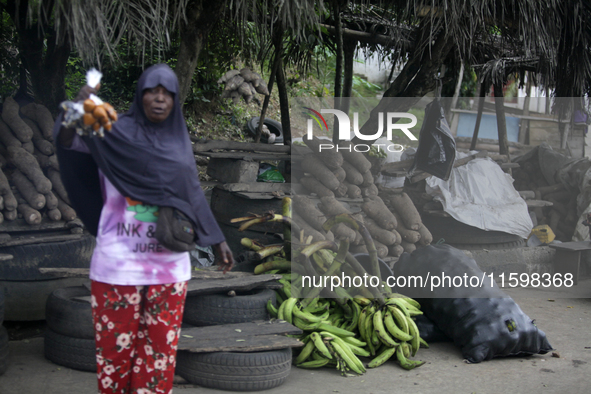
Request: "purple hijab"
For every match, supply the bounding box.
[55,64,225,246]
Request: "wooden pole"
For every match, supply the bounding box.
[493,80,510,155]
[470,81,487,150]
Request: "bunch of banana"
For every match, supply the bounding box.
[354,295,427,370]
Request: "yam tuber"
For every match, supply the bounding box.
[387,243,404,257]
[17,202,42,225]
[318,196,351,217]
[343,181,361,199]
[360,170,374,187]
[341,160,364,185]
[331,222,357,242]
[292,195,328,233]
[417,223,433,246]
[301,153,340,190]
[300,176,335,198]
[388,192,421,230]
[302,136,343,170]
[19,102,55,140]
[0,118,22,149]
[361,184,378,197]
[22,141,35,154]
[400,240,416,254]
[332,166,346,183]
[56,194,77,221]
[334,182,348,198]
[7,147,52,193]
[47,167,70,203]
[361,197,397,230]
[1,97,32,143]
[10,169,46,210]
[390,210,421,243]
[373,239,389,259]
[23,117,54,155]
[47,208,62,222]
[338,140,372,173]
[363,217,397,245]
[3,208,16,221]
[44,191,59,210]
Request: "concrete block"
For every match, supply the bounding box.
[206,158,259,183]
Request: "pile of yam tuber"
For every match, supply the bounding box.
[0,97,77,226]
[512,157,577,241]
[294,137,433,263]
[218,68,270,104]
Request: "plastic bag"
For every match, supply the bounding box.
[257,163,285,183]
[393,244,553,363]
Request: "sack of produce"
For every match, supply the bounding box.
[393,244,553,363]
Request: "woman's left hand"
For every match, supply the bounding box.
[213,241,235,274]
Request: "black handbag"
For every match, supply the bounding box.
[154,207,196,252]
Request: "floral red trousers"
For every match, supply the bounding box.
[91,280,188,394]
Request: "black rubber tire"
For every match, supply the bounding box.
[0,326,8,376]
[246,117,284,144]
[422,215,523,245]
[46,286,93,339]
[44,328,96,372]
[176,348,292,391]
[183,288,276,326]
[0,235,95,281]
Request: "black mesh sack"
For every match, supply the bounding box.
[393,244,553,363]
[413,315,450,343]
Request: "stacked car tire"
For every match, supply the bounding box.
[44,286,96,372]
[176,288,293,391]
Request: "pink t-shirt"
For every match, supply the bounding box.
[70,135,190,285]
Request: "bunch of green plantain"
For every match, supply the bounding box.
[267,275,428,375]
[354,295,427,370]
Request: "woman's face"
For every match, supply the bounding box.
[142,85,174,123]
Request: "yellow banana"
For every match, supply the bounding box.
[373,309,399,348]
[383,310,413,342]
[367,345,397,368]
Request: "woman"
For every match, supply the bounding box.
[54,64,234,394]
